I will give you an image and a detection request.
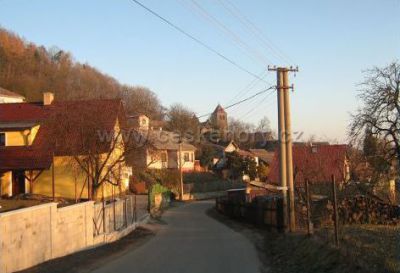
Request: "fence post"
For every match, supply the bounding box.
[102,183,106,234]
[134,194,137,223]
[305,179,313,235]
[331,175,339,247]
[112,187,116,231]
[124,198,128,227]
[366,196,370,224]
[130,195,134,224]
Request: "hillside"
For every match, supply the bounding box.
[0,28,163,119]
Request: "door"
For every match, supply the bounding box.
[12,170,26,196]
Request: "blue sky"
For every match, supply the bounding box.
[0,0,399,142]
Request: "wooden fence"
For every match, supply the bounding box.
[216,195,285,232]
[93,194,148,236]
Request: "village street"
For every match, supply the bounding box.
[90,200,264,273]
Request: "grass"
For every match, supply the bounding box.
[211,203,399,273]
[317,225,400,273]
[263,232,365,273]
[264,224,400,273]
[209,206,367,273]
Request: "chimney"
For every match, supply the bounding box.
[43,92,54,105]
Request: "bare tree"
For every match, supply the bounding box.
[166,103,199,139]
[120,86,165,120]
[48,101,144,200]
[349,61,400,175]
[257,116,271,132]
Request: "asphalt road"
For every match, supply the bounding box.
[90,200,263,273]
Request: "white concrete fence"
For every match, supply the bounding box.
[0,195,149,273]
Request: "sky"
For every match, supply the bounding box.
[0,0,399,142]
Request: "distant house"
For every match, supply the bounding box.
[127,115,197,172]
[268,144,350,185]
[0,87,25,103]
[257,139,330,152]
[127,114,151,131]
[0,93,131,199]
[249,149,275,166]
[207,140,259,169]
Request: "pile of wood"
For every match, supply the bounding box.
[296,194,400,227]
[333,195,400,225]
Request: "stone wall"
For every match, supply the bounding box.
[0,195,149,273]
[0,203,54,273]
[52,202,94,259]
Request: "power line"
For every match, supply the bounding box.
[228,69,270,104]
[240,89,275,120]
[176,0,265,68]
[243,92,277,121]
[197,85,275,119]
[220,86,275,110]
[217,0,295,65]
[174,0,274,104]
[129,0,267,83]
[187,0,272,66]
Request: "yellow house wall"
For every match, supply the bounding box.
[22,120,129,200]
[5,131,26,146]
[4,125,40,146]
[33,155,130,200]
[33,157,86,199]
[0,171,12,197]
[28,125,40,145]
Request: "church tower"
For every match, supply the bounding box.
[210,104,228,131]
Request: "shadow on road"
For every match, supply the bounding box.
[205,206,272,273]
[17,227,156,273]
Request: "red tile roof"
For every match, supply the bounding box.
[268,144,348,185]
[0,99,125,170]
[0,102,48,123]
[0,146,52,171]
[47,99,124,156]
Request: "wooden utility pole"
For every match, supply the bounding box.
[179,142,184,201]
[268,66,298,232]
[283,67,298,232]
[269,66,288,231]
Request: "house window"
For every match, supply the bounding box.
[184,152,190,162]
[0,133,5,146]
